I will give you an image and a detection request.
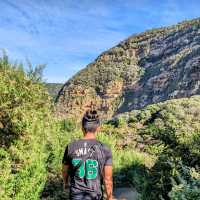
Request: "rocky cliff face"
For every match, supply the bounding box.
[55,18,200,119]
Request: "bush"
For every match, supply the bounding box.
[59,118,77,132]
[114,97,200,199]
[169,164,200,200]
[0,54,59,199]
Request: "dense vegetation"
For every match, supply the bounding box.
[0,55,64,200]
[51,96,200,199]
[0,54,199,200]
[110,97,200,199]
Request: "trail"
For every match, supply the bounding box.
[40,174,138,200]
[113,187,138,200]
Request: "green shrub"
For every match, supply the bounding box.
[115,97,200,199]
[169,164,200,200]
[59,118,77,132]
[0,54,59,200]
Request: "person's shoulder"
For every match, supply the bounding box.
[97,141,112,164]
[68,139,82,147]
[97,141,112,152]
[64,139,80,151]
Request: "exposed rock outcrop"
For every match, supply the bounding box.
[56,18,200,120]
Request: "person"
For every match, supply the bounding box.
[62,109,113,200]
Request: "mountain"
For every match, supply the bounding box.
[45,83,63,100]
[55,18,200,119]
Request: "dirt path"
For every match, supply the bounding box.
[113,187,138,200]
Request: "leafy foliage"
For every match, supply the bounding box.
[113,97,200,199]
[0,55,59,200]
[26,59,46,83]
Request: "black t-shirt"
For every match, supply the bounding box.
[62,139,112,197]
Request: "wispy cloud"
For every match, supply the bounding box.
[0,0,200,82]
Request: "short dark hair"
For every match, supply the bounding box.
[82,110,100,133]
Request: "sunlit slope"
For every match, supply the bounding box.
[56,18,200,120]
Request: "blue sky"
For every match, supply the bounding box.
[1,0,200,83]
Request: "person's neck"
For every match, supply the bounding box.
[83,132,96,140]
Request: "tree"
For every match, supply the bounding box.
[26,59,46,83]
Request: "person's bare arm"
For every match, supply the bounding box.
[103,165,113,200]
[62,164,69,189]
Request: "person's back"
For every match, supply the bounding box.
[62,110,113,200]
